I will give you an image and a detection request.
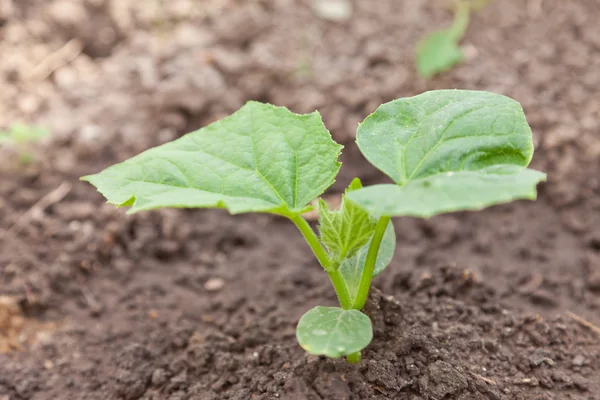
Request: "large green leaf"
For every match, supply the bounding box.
[318,178,376,261]
[82,102,342,215]
[416,2,469,79]
[348,166,544,218]
[339,221,396,302]
[296,306,373,358]
[348,90,546,217]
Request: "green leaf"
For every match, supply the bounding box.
[296,306,373,358]
[416,2,470,79]
[0,123,48,144]
[339,221,396,302]
[416,31,463,79]
[348,166,545,218]
[348,90,547,217]
[317,178,376,261]
[82,101,342,215]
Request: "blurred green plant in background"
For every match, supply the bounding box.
[416,0,492,79]
[0,123,49,165]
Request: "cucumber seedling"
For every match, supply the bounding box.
[416,0,492,78]
[82,90,546,363]
[0,123,49,165]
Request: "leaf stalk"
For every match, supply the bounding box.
[346,351,361,364]
[290,214,352,309]
[351,216,391,310]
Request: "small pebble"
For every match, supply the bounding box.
[311,0,352,21]
[572,354,586,367]
[204,278,225,291]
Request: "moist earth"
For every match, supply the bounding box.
[1,0,600,399]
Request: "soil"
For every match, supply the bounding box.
[1,0,600,399]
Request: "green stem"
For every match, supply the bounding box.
[328,266,352,310]
[290,214,330,269]
[290,214,352,309]
[346,351,361,364]
[351,216,391,310]
[449,1,471,41]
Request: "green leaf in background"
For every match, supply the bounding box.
[317,178,376,261]
[339,221,396,302]
[296,306,373,358]
[82,101,342,216]
[0,123,48,144]
[347,90,547,217]
[416,1,470,79]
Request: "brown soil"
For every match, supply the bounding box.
[1,0,600,399]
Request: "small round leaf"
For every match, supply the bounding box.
[296,306,373,358]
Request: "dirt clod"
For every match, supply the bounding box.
[418,361,468,399]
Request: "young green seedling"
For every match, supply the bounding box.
[416,0,492,78]
[82,90,546,363]
[0,123,49,165]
